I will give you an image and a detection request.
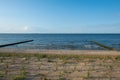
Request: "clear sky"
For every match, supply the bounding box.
[0,0,120,33]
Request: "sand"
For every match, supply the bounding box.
[0,48,120,56]
[0,49,120,80]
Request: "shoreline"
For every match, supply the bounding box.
[0,48,120,56]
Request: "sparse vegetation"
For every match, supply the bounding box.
[13,75,26,80]
[0,52,120,80]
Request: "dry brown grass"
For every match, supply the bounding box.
[0,50,120,80]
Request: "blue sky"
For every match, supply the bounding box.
[0,0,120,33]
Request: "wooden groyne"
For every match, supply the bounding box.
[91,40,115,50]
[0,40,33,48]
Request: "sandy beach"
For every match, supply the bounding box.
[0,49,120,80]
[0,48,120,55]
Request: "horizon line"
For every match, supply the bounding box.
[0,33,120,34]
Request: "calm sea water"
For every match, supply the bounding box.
[0,34,120,50]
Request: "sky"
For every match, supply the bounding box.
[0,0,120,33]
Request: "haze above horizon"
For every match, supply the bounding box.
[0,0,120,33]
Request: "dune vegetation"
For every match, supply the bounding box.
[0,52,120,80]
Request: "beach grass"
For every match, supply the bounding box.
[0,51,120,80]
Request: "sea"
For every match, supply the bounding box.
[0,34,120,50]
